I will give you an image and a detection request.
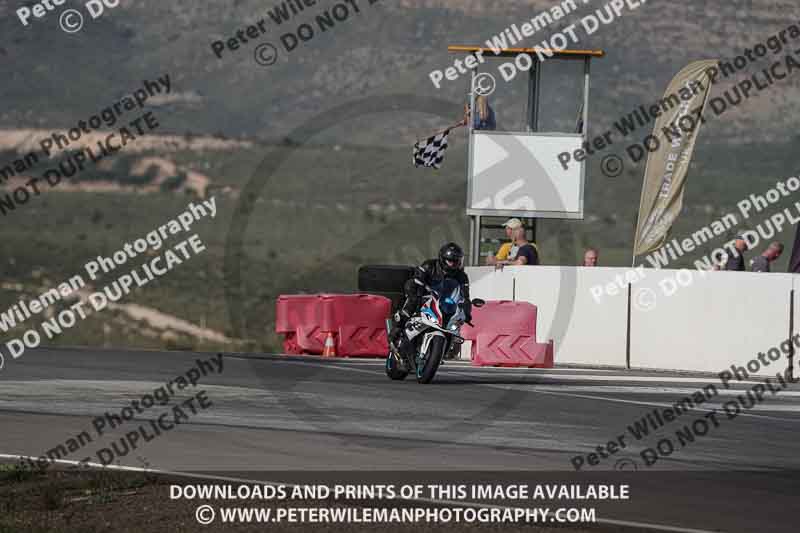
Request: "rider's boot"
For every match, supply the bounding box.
[388,324,403,352]
[388,310,408,350]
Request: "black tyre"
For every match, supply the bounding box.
[358,265,415,293]
[385,352,409,381]
[416,336,446,384]
[358,265,415,313]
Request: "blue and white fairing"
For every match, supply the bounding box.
[406,279,467,339]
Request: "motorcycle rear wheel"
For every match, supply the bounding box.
[385,352,409,380]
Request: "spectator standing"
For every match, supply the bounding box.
[583,248,599,267]
[750,242,784,272]
[487,218,522,266]
[724,236,748,271]
[462,95,497,131]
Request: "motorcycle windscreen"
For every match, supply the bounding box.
[434,279,463,316]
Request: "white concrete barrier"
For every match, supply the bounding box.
[467,265,798,375]
[630,269,793,375]
[465,267,515,301]
[467,266,628,367]
[790,275,800,377]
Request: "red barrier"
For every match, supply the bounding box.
[275,295,326,355]
[275,294,391,357]
[321,294,391,357]
[277,295,553,365]
[462,301,554,368]
[275,294,323,334]
[473,334,554,368]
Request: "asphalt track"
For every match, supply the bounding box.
[2,347,799,532]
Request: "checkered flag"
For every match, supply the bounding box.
[413,129,450,170]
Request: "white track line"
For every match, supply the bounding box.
[476,386,800,421]
[246,355,776,387]
[0,454,725,533]
[254,356,623,373]
[257,356,766,385]
[259,358,380,375]
[497,384,800,398]
[455,370,769,386]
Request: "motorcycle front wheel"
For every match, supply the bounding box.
[416,336,446,384]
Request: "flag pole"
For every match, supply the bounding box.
[417,121,466,144]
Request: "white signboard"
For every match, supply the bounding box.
[468,132,585,219]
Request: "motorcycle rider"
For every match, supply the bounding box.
[389,242,472,352]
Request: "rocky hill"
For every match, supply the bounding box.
[1,0,798,148]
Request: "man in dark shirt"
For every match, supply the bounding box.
[515,242,540,265]
[724,236,748,271]
[751,242,784,272]
[496,227,540,267]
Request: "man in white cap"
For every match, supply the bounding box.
[486,218,522,265]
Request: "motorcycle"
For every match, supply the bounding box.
[385,278,485,384]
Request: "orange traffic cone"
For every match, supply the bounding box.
[322,332,337,357]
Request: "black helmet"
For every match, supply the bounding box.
[439,242,465,275]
